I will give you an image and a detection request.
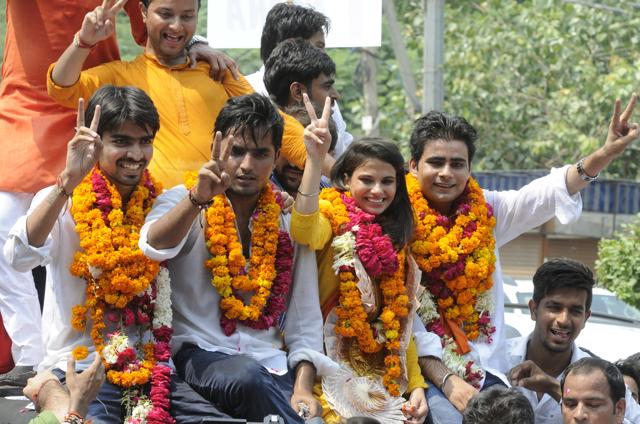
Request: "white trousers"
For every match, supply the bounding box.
[0,191,43,367]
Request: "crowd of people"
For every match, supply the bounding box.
[0,1,638,424]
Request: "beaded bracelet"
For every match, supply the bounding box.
[73,32,96,50]
[63,411,84,424]
[188,187,214,210]
[56,174,72,197]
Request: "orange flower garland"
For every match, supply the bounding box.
[406,174,496,341]
[185,173,292,334]
[69,167,162,388]
[320,188,410,396]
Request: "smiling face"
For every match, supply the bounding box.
[141,0,198,66]
[98,122,154,199]
[409,138,471,215]
[562,370,626,424]
[224,130,278,198]
[529,287,590,354]
[344,158,397,216]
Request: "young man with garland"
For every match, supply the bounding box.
[140,93,334,423]
[47,0,313,188]
[4,86,231,423]
[506,258,640,424]
[407,96,640,423]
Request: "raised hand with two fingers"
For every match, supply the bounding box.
[78,0,128,47]
[190,131,233,205]
[61,98,103,193]
[302,93,333,165]
[605,94,640,157]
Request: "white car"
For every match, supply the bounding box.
[503,277,640,361]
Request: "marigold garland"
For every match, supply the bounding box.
[320,188,409,396]
[185,173,294,335]
[407,174,497,386]
[68,166,174,423]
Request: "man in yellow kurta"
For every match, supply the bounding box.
[47,0,308,187]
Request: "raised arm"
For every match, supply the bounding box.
[294,94,333,215]
[145,131,232,249]
[26,100,102,247]
[565,94,639,195]
[51,0,127,87]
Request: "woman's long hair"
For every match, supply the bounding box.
[331,138,414,247]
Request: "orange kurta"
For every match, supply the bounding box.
[0,0,145,193]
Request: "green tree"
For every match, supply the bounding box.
[595,215,640,309]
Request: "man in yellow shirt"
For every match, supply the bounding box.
[47,0,309,187]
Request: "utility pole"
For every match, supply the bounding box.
[382,0,421,114]
[361,48,379,136]
[423,0,444,113]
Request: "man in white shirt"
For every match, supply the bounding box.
[246,2,353,158]
[507,259,640,424]
[4,85,229,423]
[560,357,628,424]
[408,95,639,423]
[140,93,334,423]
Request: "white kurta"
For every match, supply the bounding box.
[413,165,583,386]
[507,335,640,424]
[246,65,354,158]
[139,185,336,377]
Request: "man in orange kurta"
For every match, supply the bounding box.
[0,0,145,389]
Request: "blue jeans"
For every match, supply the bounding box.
[54,367,229,423]
[174,344,305,423]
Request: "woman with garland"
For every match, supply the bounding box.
[5,86,229,423]
[290,95,428,424]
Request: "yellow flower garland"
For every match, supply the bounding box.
[69,167,162,387]
[406,174,496,340]
[185,173,282,325]
[320,188,410,396]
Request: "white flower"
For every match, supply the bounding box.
[102,333,129,365]
[475,290,493,314]
[88,265,102,279]
[417,290,440,323]
[152,267,172,329]
[331,231,356,273]
[127,396,153,422]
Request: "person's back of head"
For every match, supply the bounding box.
[263,38,336,108]
[462,388,534,424]
[260,3,330,63]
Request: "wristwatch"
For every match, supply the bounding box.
[187,35,209,50]
[576,158,599,182]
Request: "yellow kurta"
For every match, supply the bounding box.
[47,54,306,187]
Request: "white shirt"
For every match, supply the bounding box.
[3,186,151,372]
[507,335,640,424]
[246,66,354,158]
[139,186,336,376]
[413,165,583,386]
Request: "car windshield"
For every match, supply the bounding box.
[515,292,640,321]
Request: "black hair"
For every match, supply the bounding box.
[532,258,595,311]
[140,0,201,8]
[330,138,414,247]
[283,103,338,153]
[616,356,640,394]
[561,357,626,405]
[462,387,534,424]
[85,85,160,137]
[214,93,284,151]
[260,3,330,63]
[263,38,336,108]
[409,111,477,164]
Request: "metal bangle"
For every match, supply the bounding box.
[297,190,320,197]
[441,372,455,390]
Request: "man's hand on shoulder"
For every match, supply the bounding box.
[509,360,561,402]
[187,43,240,82]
